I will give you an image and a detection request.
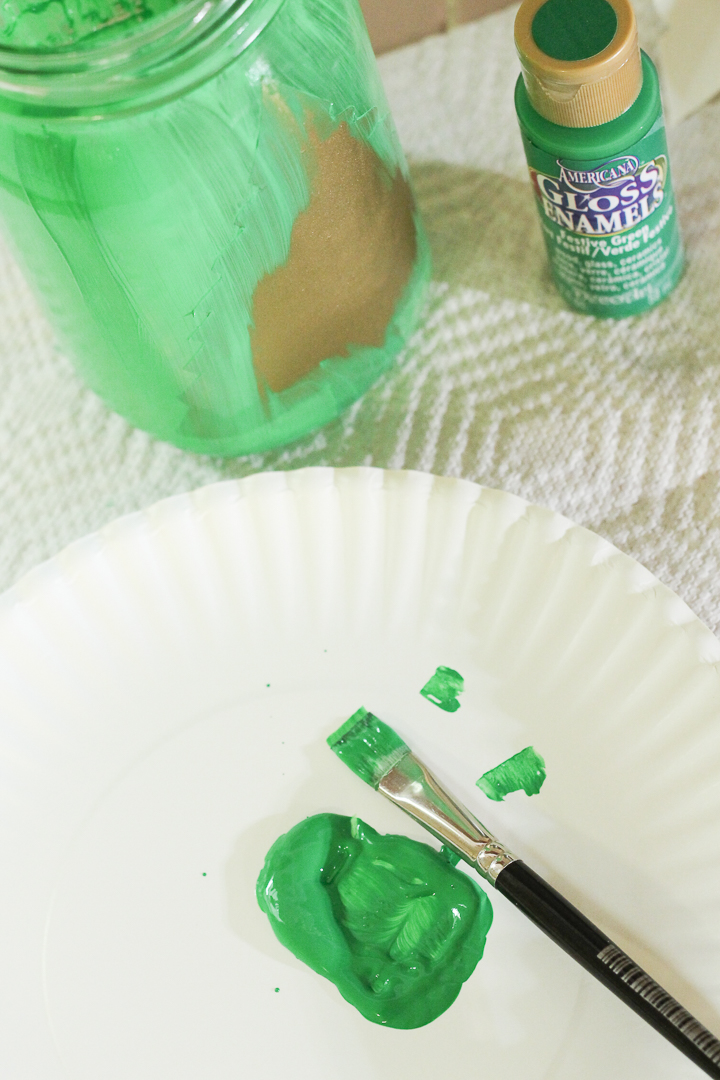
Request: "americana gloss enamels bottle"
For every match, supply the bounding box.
[514,0,683,317]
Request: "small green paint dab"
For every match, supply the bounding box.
[476,746,546,801]
[274,987,280,992]
[420,666,464,712]
[266,683,270,687]
[202,872,207,877]
[440,844,461,866]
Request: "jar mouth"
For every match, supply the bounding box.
[0,0,285,117]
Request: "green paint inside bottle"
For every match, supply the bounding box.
[420,666,464,712]
[531,0,617,62]
[476,746,546,801]
[0,0,430,456]
[256,813,493,1028]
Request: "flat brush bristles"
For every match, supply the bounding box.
[327,707,410,787]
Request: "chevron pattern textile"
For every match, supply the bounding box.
[2,2,720,632]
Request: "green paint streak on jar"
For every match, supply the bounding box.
[420,665,464,712]
[0,0,176,50]
[476,746,546,801]
[0,0,430,455]
[256,813,492,1028]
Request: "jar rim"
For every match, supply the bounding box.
[0,0,285,118]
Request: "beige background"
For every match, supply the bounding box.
[360,0,514,53]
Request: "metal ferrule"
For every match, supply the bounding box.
[377,751,517,884]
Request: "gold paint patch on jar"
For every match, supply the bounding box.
[250,122,417,395]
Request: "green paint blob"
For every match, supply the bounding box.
[420,666,464,712]
[256,813,493,1028]
[532,0,618,62]
[476,746,547,802]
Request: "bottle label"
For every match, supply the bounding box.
[522,116,683,316]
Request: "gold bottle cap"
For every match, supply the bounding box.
[514,0,643,128]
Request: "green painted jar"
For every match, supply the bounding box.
[514,0,683,318]
[0,0,430,454]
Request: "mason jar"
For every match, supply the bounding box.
[0,0,430,455]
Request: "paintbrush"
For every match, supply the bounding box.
[328,707,720,1078]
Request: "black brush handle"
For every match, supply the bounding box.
[495,860,720,1078]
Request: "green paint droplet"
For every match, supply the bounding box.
[274,987,280,992]
[420,666,464,712]
[256,813,492,1028]
[266,683,271,688]
[202,872,207,877]
[476,747,547,801]
[440,844,461,867]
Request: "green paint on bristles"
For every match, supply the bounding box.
[326,707,369,748]
[327,707,410,788]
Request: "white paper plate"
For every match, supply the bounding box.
[1,467,720,1080]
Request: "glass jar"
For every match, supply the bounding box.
[0,0,430,455]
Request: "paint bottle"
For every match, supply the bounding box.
[514,0,683,317]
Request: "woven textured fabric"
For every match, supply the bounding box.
[3,1,720,633]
